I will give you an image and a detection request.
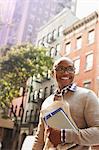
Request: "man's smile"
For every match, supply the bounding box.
[61,77,70,80]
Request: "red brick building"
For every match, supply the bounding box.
[61,11,99,96]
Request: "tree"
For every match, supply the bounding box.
[0,43,53,112]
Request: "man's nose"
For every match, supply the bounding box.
[63,70,69,74]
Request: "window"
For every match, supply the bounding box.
[76,36,82,49]
[43,36,47,46]
[47,70,51,79]
[50,85,55,94]
[74,58,80,74]
[56,44,60,56]
[25,110,29,122]
[28,85,33,102]
[34,90,38,102]
[65,42,71,55]
[53,29,57,40]
[58,25,63,37]
[30,85,33,93]
[29,92,34,102]
[88,30,95,44]
[15,105,17,114]
[83,81,91,89]
[38,88,43,99]
[38,40,43,46]
[47,33,52,43]
[19,107,23,117]
[30,109,34,122]
[44,87,48,99]
[85,53,93,70]
[50,47,55,57]
[34,109,39,123]
[28,24,33,33]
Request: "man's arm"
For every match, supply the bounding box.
[32,113,45,150]
[48,90,99,146]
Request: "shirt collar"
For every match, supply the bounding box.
[54,83,77,96]
[67,83,77,92]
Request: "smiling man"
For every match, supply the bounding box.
[32,57,99,150]
[52,57,75,89]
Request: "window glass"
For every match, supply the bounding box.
[43,36,47,45]
[38,40,43,46]
[25,110,29,122]
[39,89,43,99]
[85,53,93,70]
[29,92,34,102]
[34,109,39,122]
[74,58,80,74]
[50,47,55,57]
[58,25,63,37]
[65,42,71,55]
[34,90,38,102]
[47,70,51,79]
[53,29,57,40]
[76,36,82,49]
[88,30,95,44]
[47,33,52,43]
[83,82,91,89]
[30,110,34,122]
[56,44,60,56]
[28,24,33,33]
[44,87,48,99]
[50,85,55,94]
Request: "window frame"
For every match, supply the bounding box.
[76,36,82,50]
[65,42,71,55]
[85,53,93,71]
[88,29,95,45]
[74,58,80,75]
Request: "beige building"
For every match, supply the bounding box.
[36,7,78,59]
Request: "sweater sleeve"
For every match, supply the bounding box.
[65,90,99,146]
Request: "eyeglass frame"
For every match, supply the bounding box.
[54,66,75,73]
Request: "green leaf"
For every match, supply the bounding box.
[0,43,53,112]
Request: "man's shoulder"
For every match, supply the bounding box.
[41,94,54,110]
[76,86,97,98]
[77,86,90,93]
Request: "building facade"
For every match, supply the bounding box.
[36,8,78,59]
[61,11,99,96]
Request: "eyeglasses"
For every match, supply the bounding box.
[55,66,75,73]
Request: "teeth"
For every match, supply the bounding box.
[61,77,69,80]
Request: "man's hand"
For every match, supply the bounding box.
[47,127,61,147]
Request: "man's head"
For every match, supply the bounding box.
[52,57,75,90]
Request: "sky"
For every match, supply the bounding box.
[76,0,99,19]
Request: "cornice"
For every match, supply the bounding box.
[64,11,98,36]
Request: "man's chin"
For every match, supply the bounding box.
[59,80,72,88]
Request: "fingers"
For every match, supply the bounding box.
[46,127,52,138]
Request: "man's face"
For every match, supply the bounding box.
[53,59,75,90]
